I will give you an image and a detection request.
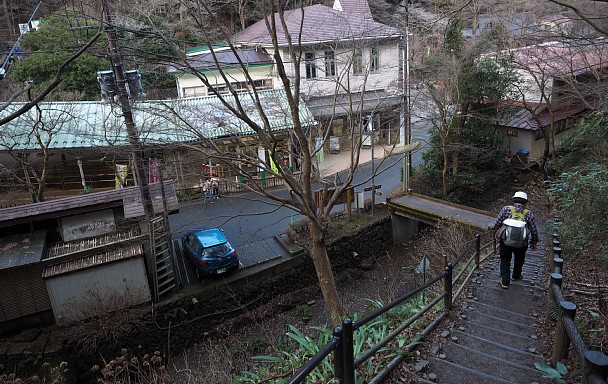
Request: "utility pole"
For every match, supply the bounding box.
[402,1,412,193]
[101,0,153,220]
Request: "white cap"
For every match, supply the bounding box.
[513,191,528,201]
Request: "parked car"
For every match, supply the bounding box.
[181,228,239,279]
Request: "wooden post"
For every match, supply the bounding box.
[583,350,608,384]
[346,187,352,221]
[547,273,563,322]
[551,301,576,366]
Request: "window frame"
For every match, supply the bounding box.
[324,50,336,77]
[370,47,380,73]
[353,49,363,75]
[305,52,317,79]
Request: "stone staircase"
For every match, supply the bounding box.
[414,232,553,383]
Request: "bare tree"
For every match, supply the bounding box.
[0,102,78,202]
[135,0,403,325]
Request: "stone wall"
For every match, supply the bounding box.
[1,216,392,381]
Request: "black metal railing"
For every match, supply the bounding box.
[548,213,608,384]
[286,233,492,384]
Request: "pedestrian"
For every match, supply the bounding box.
[493,191,539,289]
[211,174,220,198]
[203,178,211,200]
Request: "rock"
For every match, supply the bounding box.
[428,372,437,381]
[415,360,430,372]
[451,336,458,342]
[439,353,446,359]
[440,331,450,338]
[528,347,536,353]
[530,334,538,339]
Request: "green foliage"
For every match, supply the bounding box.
[9,14,107,100]
[534,362,568,384]
[555,112,608,169]
[444,18,465,57]
[546,163,608,262]
[232,297,427,383]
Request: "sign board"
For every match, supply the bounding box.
[330,136,340,153]
[315,186,354,206]
[149,158,161,183]
[418,257,430,273]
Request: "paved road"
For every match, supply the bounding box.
[169,118,432,277]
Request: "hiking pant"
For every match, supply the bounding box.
[499,242,527,284]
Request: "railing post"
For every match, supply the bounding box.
[551,301,576,366]
[333,326,344,383]
[547,273,563,322]
[474,234,480,268]
[553,246,562,259]
[444,264,453,311]
[553,257,564,274]
[552,238,561,251]
[342,318,355,384]
[583,350,608,384]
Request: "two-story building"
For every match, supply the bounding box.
[168,0,403,155]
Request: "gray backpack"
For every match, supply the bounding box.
[500,206,529,248]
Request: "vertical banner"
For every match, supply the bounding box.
[257,146,266,172]
[115,164,128,189]
[149,158,161,183]
[269,155,278,174]
[315,137,324,164]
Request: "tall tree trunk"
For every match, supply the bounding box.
[309,222,343,326]
[540,129,550,179]
[441,135,449,198]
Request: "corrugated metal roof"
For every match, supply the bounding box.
[501,102,586,130]
[233,3,401,47]
[167,47,274,74]
[0,230,47,270]
[0,89,316,151]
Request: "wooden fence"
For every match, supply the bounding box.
[548,213,608,384]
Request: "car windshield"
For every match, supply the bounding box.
[202,242,231,259]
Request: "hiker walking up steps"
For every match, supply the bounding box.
[493,191,539,289]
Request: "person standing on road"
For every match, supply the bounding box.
[211,174,220,198]
[493,191,539,289]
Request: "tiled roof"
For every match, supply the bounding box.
[509,39,608,78]
[166,46,273,74]
[233,3,401,46]
[501,102,586,130]
[0,89,316,151]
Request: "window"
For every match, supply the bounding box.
[370,47,380,73]
[253,79,273,90]
[305,52,317,79]
[182,86,206,97]
[325,50,336,77]
[353,49,363,75]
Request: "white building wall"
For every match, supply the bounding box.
[175,65,275,98]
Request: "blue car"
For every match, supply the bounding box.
[182,228,239,279]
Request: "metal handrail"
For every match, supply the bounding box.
[285,233,488,383]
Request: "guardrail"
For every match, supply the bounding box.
[548,214,608,384]
[286,234,492,384]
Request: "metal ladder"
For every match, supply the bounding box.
[149,216,177,302]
